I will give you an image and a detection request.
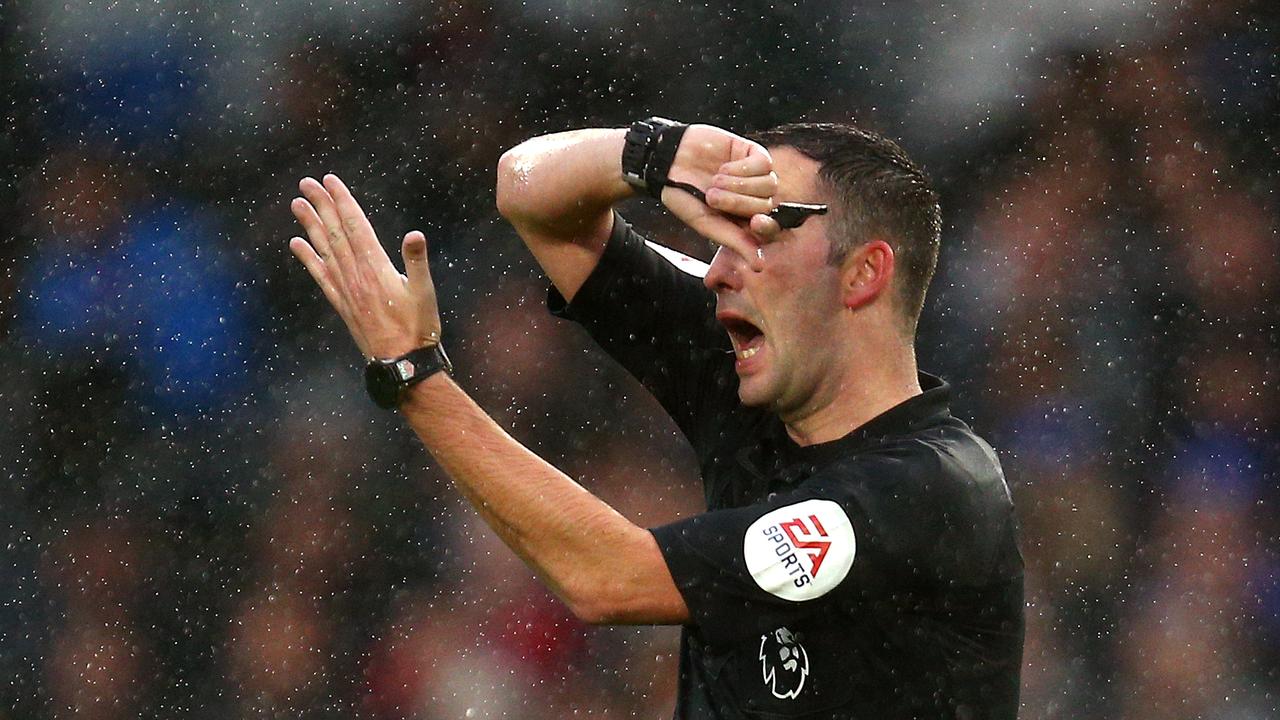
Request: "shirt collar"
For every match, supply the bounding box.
[774,372,953,475]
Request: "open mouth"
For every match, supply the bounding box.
[721,316,766,362]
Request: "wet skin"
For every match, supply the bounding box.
[704,147,851,425]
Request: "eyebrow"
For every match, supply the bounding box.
[666,181,829,230]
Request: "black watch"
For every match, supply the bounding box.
[621,116,689,198]
[364,344,453,409]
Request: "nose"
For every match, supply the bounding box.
[703,246,745,293]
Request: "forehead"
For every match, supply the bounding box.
[767,146,824,201]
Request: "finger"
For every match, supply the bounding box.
[712,172,779,198]
[749,213,783,241]
[663,187,765,271]
[291,197,333,259]
[687,217,765,272]
[711,224,766,272]
[289,236,348,314]
[401,231,442,345]
[299,176,358,276]
[705,187,776,218]
[718,145,773,177]
[292,195,353,295]
[290,236,370,351]
[322,173,391,268]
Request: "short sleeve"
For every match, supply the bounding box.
[650,484,864,642]
[550,212,739,449]
[649,445,1015,644]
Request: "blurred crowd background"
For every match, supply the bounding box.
[1,0,1276,718]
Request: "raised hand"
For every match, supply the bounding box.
[660,125,781,268]
[288,174,440,359]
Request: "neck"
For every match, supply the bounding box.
[782,334,923,447]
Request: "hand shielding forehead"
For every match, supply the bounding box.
[667,180,827,230]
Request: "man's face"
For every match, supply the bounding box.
[703,147,847,417]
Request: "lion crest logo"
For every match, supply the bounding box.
[759,626,809,700]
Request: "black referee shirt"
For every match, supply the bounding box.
[551,214,1024,719]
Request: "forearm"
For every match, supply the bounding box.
[495,128,631,237]
[399,372,686,624]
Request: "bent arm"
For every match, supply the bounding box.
[496,129,631,302]
[497,122,782,301]
[402,372,690,625]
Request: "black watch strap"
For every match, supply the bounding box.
[621,119,655,191]
[644,121,688,197]
[621,117,689,198]
[365,344,452,409]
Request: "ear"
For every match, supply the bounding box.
[840,240,895,310]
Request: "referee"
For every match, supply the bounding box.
[288,118,1024,719]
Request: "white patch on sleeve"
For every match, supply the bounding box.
[645,240,709,278]
[743,499,856,601]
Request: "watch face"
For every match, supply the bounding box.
[365,363,402,409]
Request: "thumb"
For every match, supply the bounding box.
[402,230,443,344]
[402,230,432,292]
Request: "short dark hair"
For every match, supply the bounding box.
[748,124,942,333]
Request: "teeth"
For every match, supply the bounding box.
[738,346,759,360]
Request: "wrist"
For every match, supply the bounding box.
[364,343,452,410]
[620,117,689,198]
[600,128,635,202]
[369,330,441,363]
[398,369,453,412]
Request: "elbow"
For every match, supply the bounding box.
[561,580,623,626]
[569,602,612,627]
[559,568,651,626]
[495,144,532,223]
[569,598,644,627]
[558,542,688,626]
[568,587,688,627]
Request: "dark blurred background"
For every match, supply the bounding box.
[1,1,1276,718]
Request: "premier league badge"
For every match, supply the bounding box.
[759,626,809,700]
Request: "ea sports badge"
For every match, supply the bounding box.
[743,499,856,601]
